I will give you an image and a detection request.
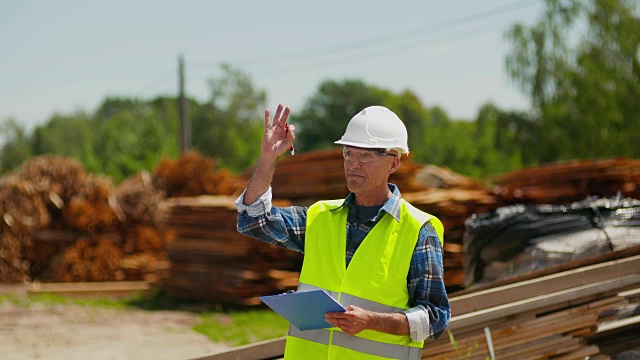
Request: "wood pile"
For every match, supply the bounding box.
[159,196,303,305]
[270,148,497,290]
[0,151,235,285]
[492,157,640,205]
[199,250,640,360]
[154,150,246,198]
[421,251,640,359]
[270,148,428,202]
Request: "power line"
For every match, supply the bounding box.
[245,21,508,77]
[135,68,176,96]
[188,0,539,70]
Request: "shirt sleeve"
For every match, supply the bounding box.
[403,222,451,342]
[235,187,307,253]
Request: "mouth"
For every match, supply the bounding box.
[347,173,365,180]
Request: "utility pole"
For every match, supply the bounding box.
[178,54,191,153]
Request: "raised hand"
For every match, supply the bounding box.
[262,103,294,159]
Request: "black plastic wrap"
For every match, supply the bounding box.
[462,193,640,287]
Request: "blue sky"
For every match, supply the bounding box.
[1,0,542,132]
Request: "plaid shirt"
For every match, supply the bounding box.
[236,184,450,341]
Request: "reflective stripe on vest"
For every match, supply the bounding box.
[289,326,423,359]
[297,283,406,315]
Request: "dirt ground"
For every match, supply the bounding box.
[0,285,229,360]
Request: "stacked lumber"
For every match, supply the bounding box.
[270,148,427,202]
[1,174,53,283]
[0,151,236,285]
[492,157,640,205]
[190,252,640,360]
[154,150,246,198]
[422,253,640,359]
[269,148,496,290]
[160,196,303,305]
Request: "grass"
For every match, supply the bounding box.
[0,289,289,347]
[0,292,134,309]
[194,309,289,346]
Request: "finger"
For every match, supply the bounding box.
[273,104,284,127]
[264,109,270,129]
[328,312,349,320]
[280,106,291,126]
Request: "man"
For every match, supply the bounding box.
[236,103,450,359]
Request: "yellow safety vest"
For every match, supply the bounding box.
[284,198,444,359]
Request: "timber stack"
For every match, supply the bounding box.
[421,250,640,359]
[270,148,497,290]
[0,151,237,286]
[492,157,640,205]
[159,196,302,305]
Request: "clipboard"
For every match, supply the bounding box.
[259,289,346,331]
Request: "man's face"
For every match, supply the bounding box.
[342,147,399,194]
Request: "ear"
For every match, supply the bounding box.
[388,157,400,174]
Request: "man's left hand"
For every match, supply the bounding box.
[325,305,371,335]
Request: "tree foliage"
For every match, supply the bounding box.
[0,65,267,180]
[506,0,640,161]
[191,63,267,173]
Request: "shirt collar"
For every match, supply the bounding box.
[336,183,402,222]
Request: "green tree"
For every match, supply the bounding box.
[0,119,32,174]
[191,63,267,173]
[91,97,181,181]
[505,0,640,161]
[292,79,390,152]
[31,112,98,170]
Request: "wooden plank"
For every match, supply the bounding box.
[449,274,640,330]
[27,281,151,298]
[451,254,640,315]
[548,345,600,360]
[453,244,640,297]
[190,336,286,360]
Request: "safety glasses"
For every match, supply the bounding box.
[342,147,397,163]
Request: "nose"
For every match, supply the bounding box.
[344,156,361,169]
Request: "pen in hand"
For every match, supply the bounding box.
[285,123,295,156]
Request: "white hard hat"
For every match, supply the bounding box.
[334,106,410,155]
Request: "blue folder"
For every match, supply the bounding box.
[259,290,346,331]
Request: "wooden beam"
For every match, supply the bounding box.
[27,281,151,298]
[190,337,286,360]
[449,274,640,330]
[452,244,640,297]
[451,255,640,316]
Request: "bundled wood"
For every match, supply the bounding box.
[160,196,303,305]
[270,148,427,202]
[153,150,246,198]
[123,225,168,254]
[62,173,121,232]
[114,170,165,224]
[120,253,171,282]
[269,148,497,290]
[414,164,488,190]
[0,175,50,230]
[16,155,87,203]
[492,157,640,205]
[0,227,30,283]
[0,155,176,284]
[421,255,640,359]
[197,254,640,360]
[56,236,124,282]
[0,175,52,283]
